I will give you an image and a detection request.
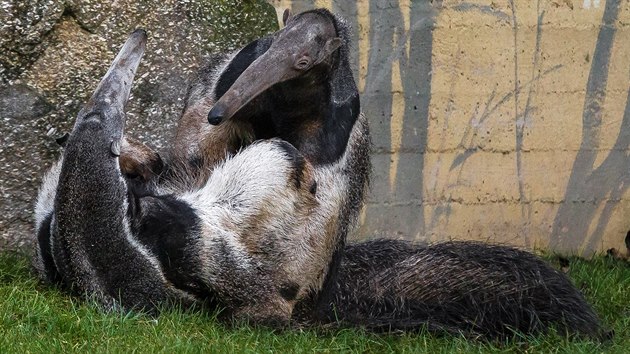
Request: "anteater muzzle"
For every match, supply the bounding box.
[77,29,147,137]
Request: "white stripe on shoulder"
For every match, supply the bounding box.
[35,159,63,232]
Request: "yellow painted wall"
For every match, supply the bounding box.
[270,0,630,255]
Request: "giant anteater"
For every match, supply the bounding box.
[34,30,330,326]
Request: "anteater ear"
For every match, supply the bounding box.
[55,132,70,147]
[119,137,164,181]
[315,37,342,65]
[282,9,291,26]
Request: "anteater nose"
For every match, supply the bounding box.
[207,107,224,125]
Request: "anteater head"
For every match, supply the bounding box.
[73,29,147,138]
[64,30,161,185]
[207,9,343,125]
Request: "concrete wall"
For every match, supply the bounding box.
[270,0,630,255]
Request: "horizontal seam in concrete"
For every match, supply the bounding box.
[372,148,630,154]
[365,199,628,206]
[431,23,630,30]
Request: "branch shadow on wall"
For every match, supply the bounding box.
[551,0,627,253]
[358,0,442,239]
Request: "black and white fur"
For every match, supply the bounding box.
[170,9,371,318]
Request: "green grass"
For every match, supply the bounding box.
[0,252,628,353]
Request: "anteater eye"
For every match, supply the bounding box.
[295,57,311,70]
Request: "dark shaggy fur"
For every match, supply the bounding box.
[298,239,606,340]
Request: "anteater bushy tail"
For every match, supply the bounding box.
[306,239,605,340]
